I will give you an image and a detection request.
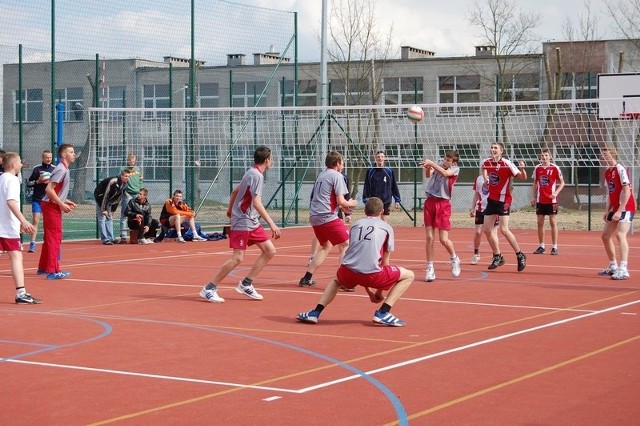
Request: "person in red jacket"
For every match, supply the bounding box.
[159,190,206,243]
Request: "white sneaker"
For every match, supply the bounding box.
[235,281,263,300]
[425,267,436,282]
[192,235,207,242]
[177,236,186,243]
[611,267,630,280]
[138,238,152,245]
[200,287,225,303]
[451,257,461,277]
[471,254,480,265]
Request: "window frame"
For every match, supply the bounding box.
[13,88,43,123]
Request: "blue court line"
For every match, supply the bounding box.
[187,323,408,426]
[0,312,112,362]
[27,311,408,426]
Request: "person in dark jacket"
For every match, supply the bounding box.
[362,151,401,221]
[124,188,159,244]
[25,150,55,253]
[93,170,131,244]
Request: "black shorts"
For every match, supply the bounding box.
[536,203,558,216]
[475,210,499,226]
[483,198,510,216]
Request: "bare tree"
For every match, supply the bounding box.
[546,1,603,209]
[324,0,394,199]
[467,0,541,145]
[605,0,640,49]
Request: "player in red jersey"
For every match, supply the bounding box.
[530,148,565,255]
[599,146,635,280]
[481,142,528,271]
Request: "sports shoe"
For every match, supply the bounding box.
[177,236,186,243]
[451,256,461,277]
[36,269,47,275]
[611,267,630,280]
[299,277,317,287]
[15,292,42,304]
[470,254,480,265]
[516,252,527,272]
[138,238,153,245]
[102,240,113,245]
[425,267,436,282]
[296,310,319,324]
[235,282,263,300]
[192,235,207,242]
[488,254,505,270]
[533,246,546,254]
[116,238,128,244]
[372,310,405,327]
[46,271,70,280]
[199,287,225,303]
[28,241,36,253]
[339,285,355,292]
[598,265,617,276]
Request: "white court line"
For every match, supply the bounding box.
[2,299,637,395]
[3,359,299,394]
[296,298,640,393]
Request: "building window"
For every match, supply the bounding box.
[14,88,43,123]
[99,86,126,121]
[438,75,480,115]
[96,145,125,178]
[559,72,597,113]
[501,73,540,111]
[55,87,84,122]
[383,77,424,106]
[194,83,220,118]
[232,81,268,107]
[230,145,255,180]
[281,144,316,183]
[142,145,171,180]
[330,78,370,106]
[561,72,597,100]
[281,80,318,107]
[143,84,170,119]
[384,143,424,183]
[197,144,219,180]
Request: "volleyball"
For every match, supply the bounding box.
[40,171,52,183]
[406,105,424,123]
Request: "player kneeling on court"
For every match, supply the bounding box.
[296,197,414,327]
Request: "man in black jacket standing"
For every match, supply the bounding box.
[124,188,159,244]
[362,151,401,221]
[94,170,130,245]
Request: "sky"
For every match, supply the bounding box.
[0,0,620,65]
[255,0,617,61]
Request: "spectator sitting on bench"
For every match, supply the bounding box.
[124,188,159,244]
[159,190,206,243]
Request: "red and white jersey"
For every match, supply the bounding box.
[472,175,490,212]
[481,157,520,204]
[533,163,563,204]
[605,163,636,213]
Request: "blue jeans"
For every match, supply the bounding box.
[120,192,133,238]
[96,204,115,242]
